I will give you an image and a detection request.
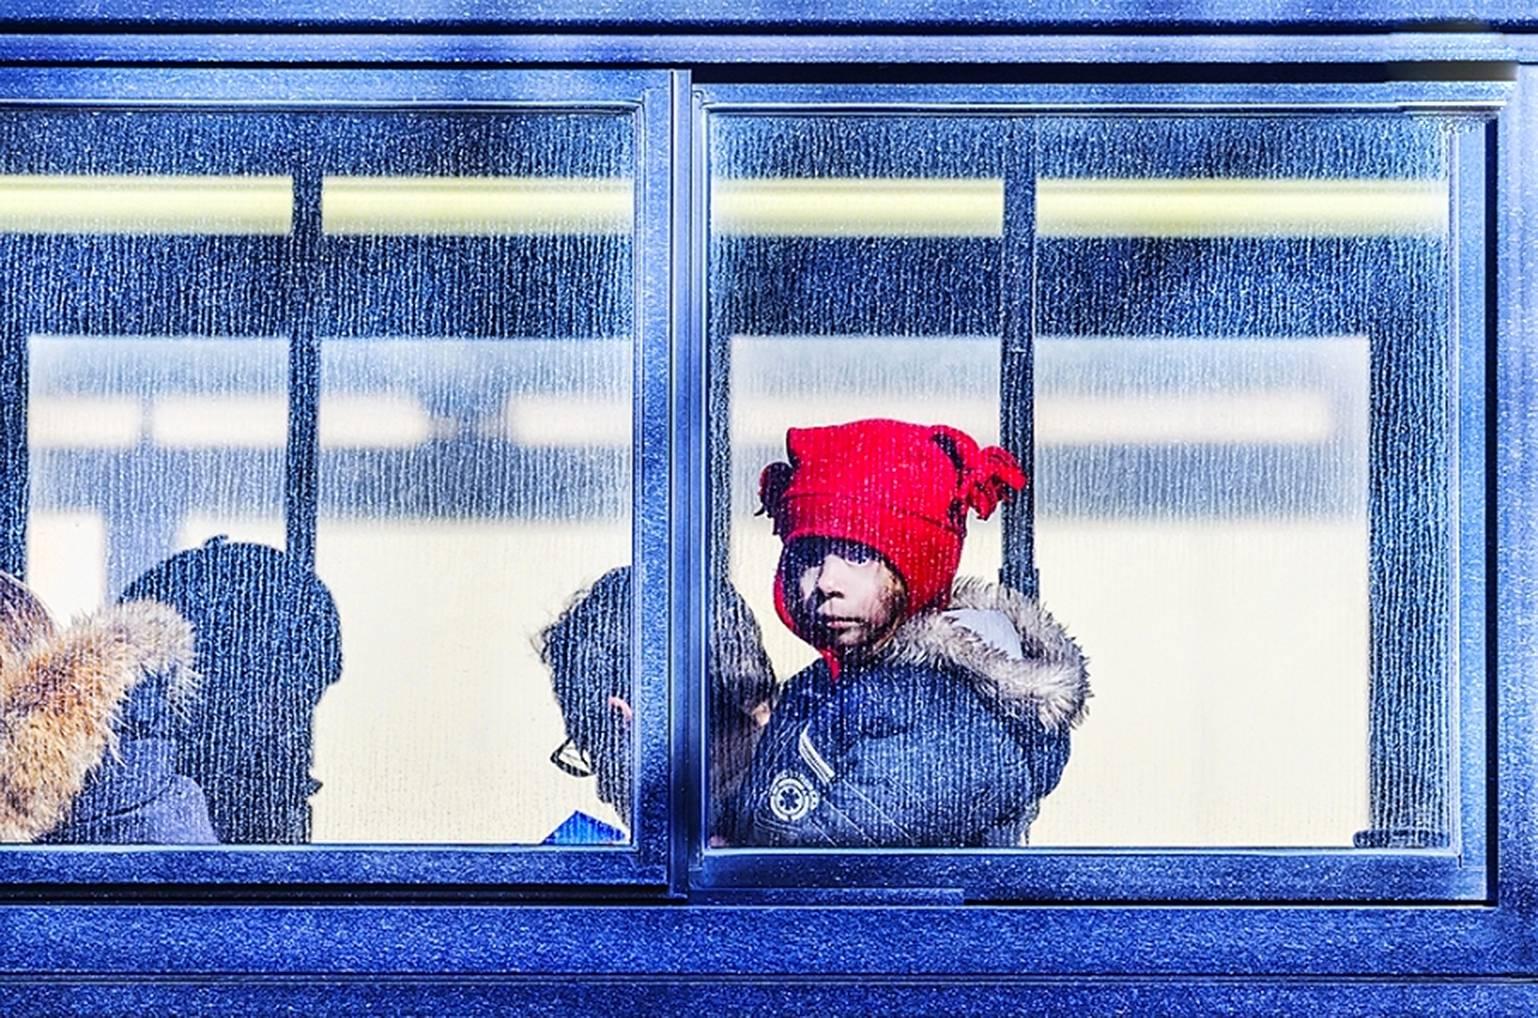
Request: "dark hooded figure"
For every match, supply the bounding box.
[0,570,216,844]
[733,419,1090,848]
[538,564,776,843]
[118,537,342,844]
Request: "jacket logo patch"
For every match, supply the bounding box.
[767,770,820,823]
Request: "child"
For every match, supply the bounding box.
[0,570,215,844]
[731,418,1089,848]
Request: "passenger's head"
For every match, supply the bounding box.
[779,536,908,659]
[540,566,777,834]
[0,571,55,668]
[540,567,633,826]
[708,581,778,814]
[119,538,342,844]
[758,418,1026,655]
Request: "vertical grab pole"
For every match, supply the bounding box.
[1000,119,1039,598]
[286,124,322,574]
[0,298,25,579]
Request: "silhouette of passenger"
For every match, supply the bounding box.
[539,565,776,844]
[119,537,342,844]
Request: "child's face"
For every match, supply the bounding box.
[784,537,907,656]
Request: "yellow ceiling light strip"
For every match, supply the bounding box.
[711,176,1446,238]
[0,174,1441,238]
[712,177,1006,238]
[1036,177,1448,238]
[0,175,292,234]
[322,176,633,236]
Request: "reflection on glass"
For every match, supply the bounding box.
[710,111,1455,850]
[4,108,642,848]
[313,338,632,844]
[27,335,288,618]
[308,104,638,846]
[0,174,292,235]
[1030,335,1370,847]
[1031,115,1452,849]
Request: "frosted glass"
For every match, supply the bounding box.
[4,108,639,847]
[311,111,636,845]
[28,335,288,602]
[708,111,1456,849]
[314,339,632,844]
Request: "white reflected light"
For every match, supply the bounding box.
[710,176,1446,238]
[28,396,142,448]
[141,393,444,449]
[503,390,1331,450]
[149,394,288,448]
[712,177,1005,238]
[504,393,631,447]
[729,391,1332,447]
[320,393,435,448]
[0,174,1444,239]
[1036,177,1448,238]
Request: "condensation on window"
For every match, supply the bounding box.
[310,112,636,845]
[709,112,1455,849]
[2,109,638,848]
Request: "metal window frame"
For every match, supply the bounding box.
[0,25,1529,1013]
[0,0,1535,29]
[685,79,1499,903]
[0,67,678,889]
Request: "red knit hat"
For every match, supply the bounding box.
[759,419,1027,645]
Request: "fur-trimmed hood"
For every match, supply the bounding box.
[0,600,198,842]
[885,577,1090,733]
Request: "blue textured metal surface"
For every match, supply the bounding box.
[688,81,1492,901]
[0,67,661,105]
[633,72,675,881]
[673,69,709,878]
[0,29,1527,1014]
[0,903,1528,976]
[1452,123,1489,869]
[0,31,1522,64]
[0,0,1533,30]
[2,979,1537,1016]
[699,81,1512,111]
[0,844,668,884]
[0,67,676,889]
[1496,66,1538,928]
[691,848,1484,901]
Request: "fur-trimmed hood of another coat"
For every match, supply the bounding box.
[885,577,1090,733]
[0,600,198,842]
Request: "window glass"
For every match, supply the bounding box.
[312,112,635,845]
[708,115,1029,847]
[709,111,1457,851]
[0,111,303,846]
[1,109,638,848]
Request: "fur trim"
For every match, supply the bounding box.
[885,577,1090,732]
[0,600,197,842]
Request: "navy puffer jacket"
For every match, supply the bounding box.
[732,579,1089,848]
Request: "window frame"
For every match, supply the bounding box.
[686,80,1500,903]
[0,24,1529,1011]
[0,66,680,889]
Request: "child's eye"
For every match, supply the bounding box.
[836,542,878,564]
